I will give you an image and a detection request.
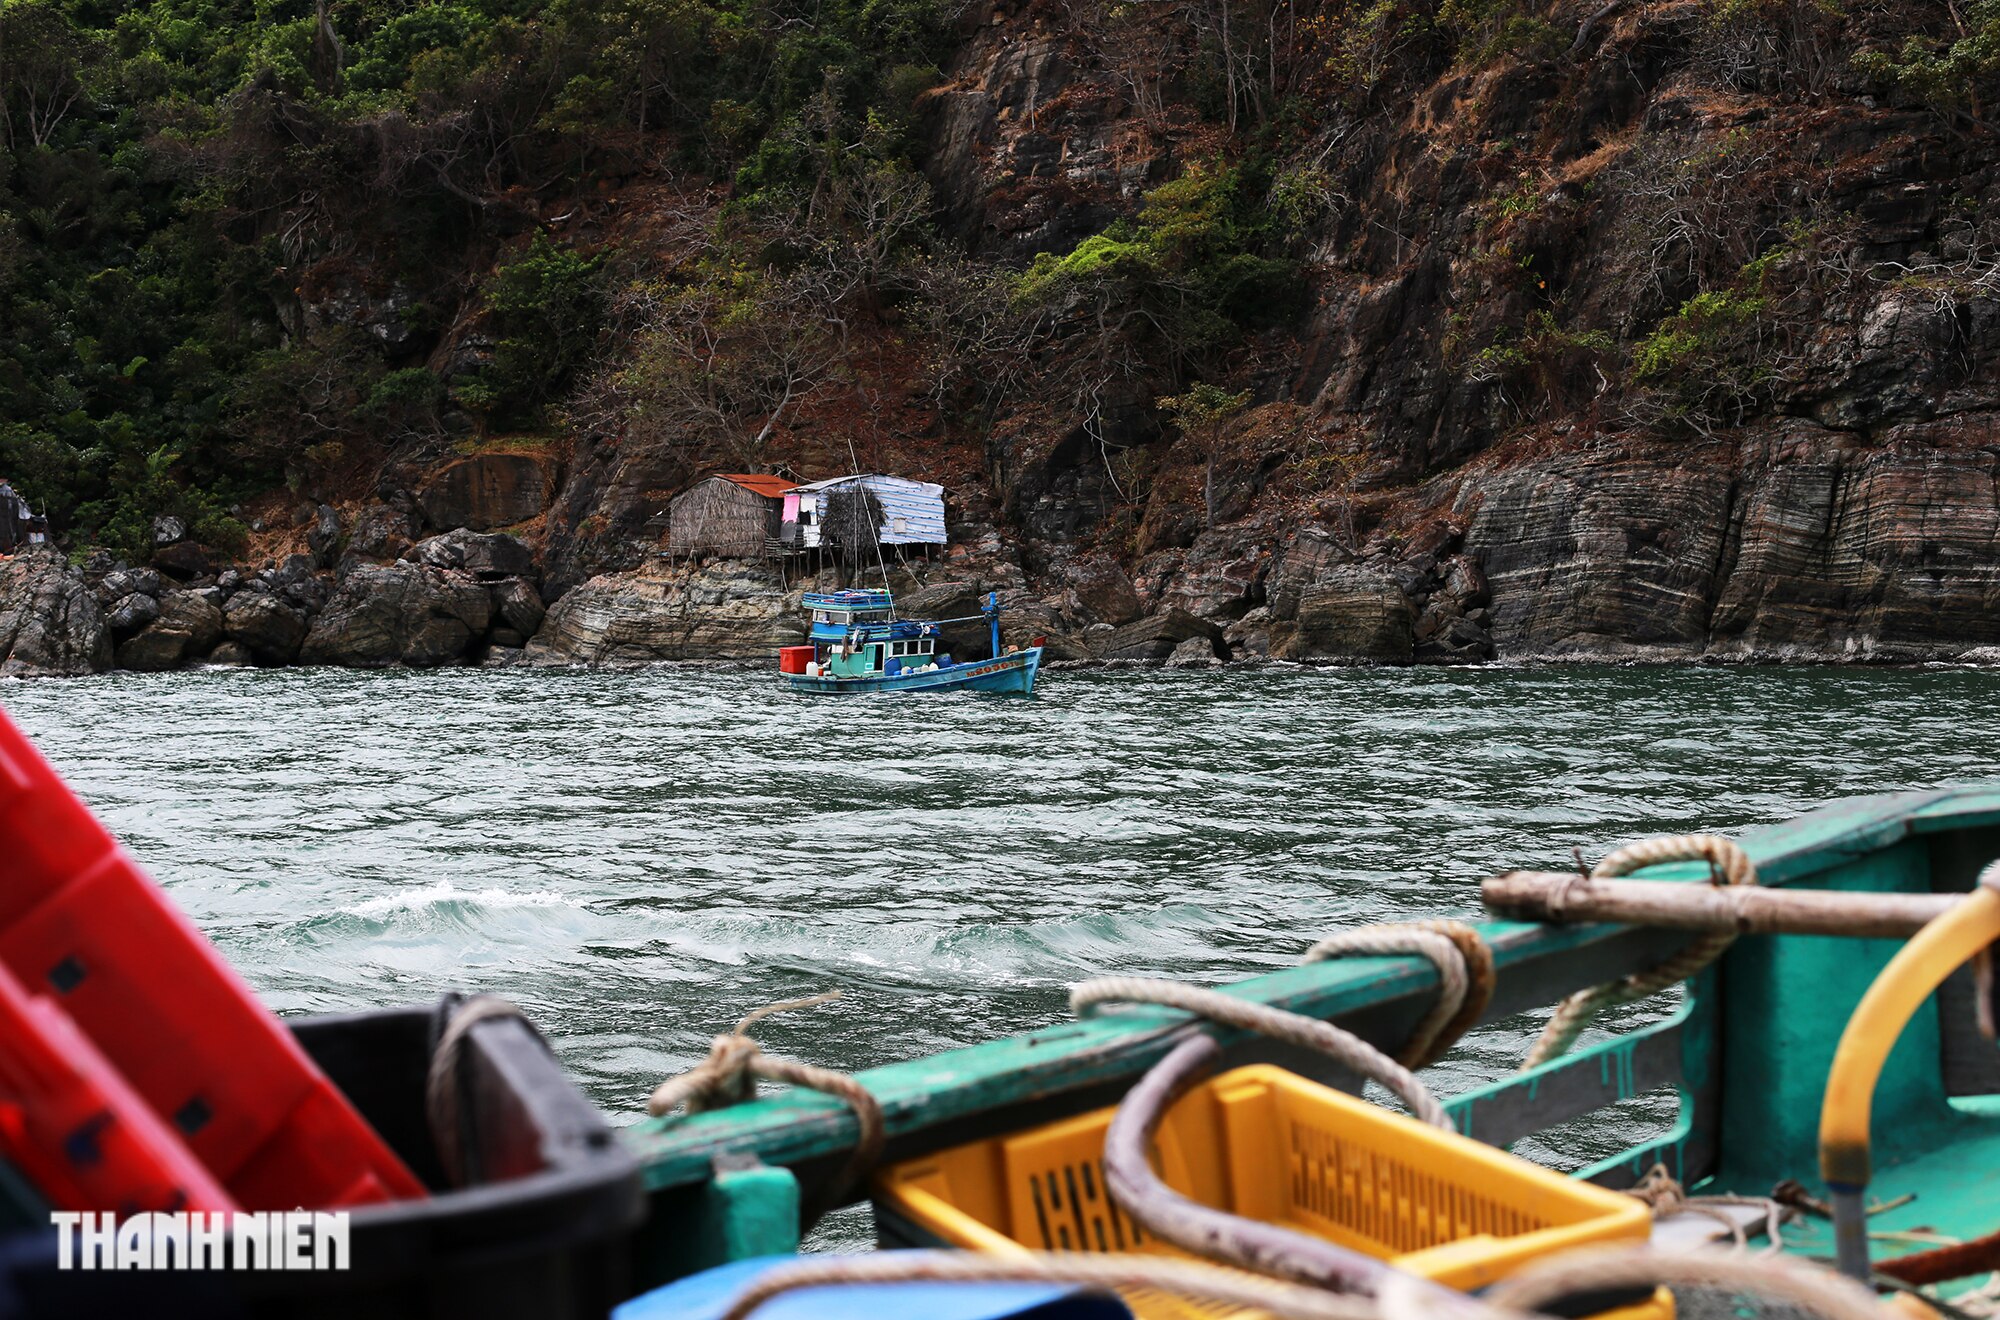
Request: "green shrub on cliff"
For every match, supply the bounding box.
[1853,0,2000,113]
[454,234,606,430]
[1013,163,1303,368]
[1627,287,1777,431]
[1631,290,1770,382]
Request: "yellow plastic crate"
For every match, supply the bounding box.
[873,1064,1669,1320]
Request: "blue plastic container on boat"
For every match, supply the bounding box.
[614,1255,1132,1320]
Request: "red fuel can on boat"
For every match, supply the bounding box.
[0,706,424,1211]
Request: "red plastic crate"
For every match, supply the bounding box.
[0,706,424,1210]
[778,645,815,675]
[0,958,234,1214]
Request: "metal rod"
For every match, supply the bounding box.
[1481,872,1960,938]
[1831,1187,1872,1281]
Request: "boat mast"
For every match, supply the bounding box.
[840,435,898,621]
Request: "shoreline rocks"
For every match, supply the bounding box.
[526,559,801,665]
[28,423,2000,682]
[0,551,111,677]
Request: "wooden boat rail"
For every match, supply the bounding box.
[622,785,2000,1274]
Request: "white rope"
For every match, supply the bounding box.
[1070,977,1451,1129]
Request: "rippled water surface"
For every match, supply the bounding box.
[7,663,2000,1157]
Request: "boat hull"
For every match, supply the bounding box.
[782,647,1041,695]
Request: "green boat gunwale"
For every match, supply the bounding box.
[624,783,2000,1286]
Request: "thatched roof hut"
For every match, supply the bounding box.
[666,474,792,558]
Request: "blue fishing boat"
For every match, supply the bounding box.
[778,589,1042,695]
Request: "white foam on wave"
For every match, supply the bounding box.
[341,881,583,917]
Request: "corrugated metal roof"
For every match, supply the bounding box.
[718,473,797,499]
[790,474,945,497]
[792,474,946,546]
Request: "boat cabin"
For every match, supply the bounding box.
[797,590,947,679]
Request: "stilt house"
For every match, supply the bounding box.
[666,474,795,558]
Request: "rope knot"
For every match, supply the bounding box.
[644,990,884,1227]
[1627,1163,1686,1215]
[1526,834,1758,1069]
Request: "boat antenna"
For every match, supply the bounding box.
[842,432,897,621]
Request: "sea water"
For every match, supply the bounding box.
[9,662,1999,1235]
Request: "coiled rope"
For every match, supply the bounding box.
[1525,835,1757,1069]
[717,1244,1886,1320]
[645,991,883,1221]
[1070,977,1451,1129]
[714,1250,1395,1320]
[1480,1246,1883,1320]
[1626,1163,1790,1254]
[1305,920,1496,1068]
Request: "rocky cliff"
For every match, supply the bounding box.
[11,0,2000,676]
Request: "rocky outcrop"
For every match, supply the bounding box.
[0,551,111,676]
[1051,554,1143,626]
[347,504,419,561]
[1090,608,1223,662]
[306,504,342,570]
[104,592,160,636]
[116,591,225,672]
[1280,568,1416,664]
[492,577,546,637]
[526,560,800,665]
[151,540,213,579]
[299,562,496,667]
[410,528,537,579]
[223,589,311,665]
[416,453,550,532]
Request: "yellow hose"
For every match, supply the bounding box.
[1819,881,2000,1278]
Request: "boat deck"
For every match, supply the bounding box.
[1751,1100,2000,1279]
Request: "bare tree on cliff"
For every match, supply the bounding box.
[574,268,844,471]
[1158,383,1249,531]
[0,0,99,152]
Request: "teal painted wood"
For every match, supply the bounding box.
[621,783,2000,1201]
[631,1165,802,1292]
[1442,970,1718,1190]
[1715,837,1963,1189]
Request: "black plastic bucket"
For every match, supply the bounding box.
[0,996,645,1319]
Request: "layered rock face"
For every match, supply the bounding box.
[1464,458,1733,660]
[1452,433,2000,662]
[526,560,802,665]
